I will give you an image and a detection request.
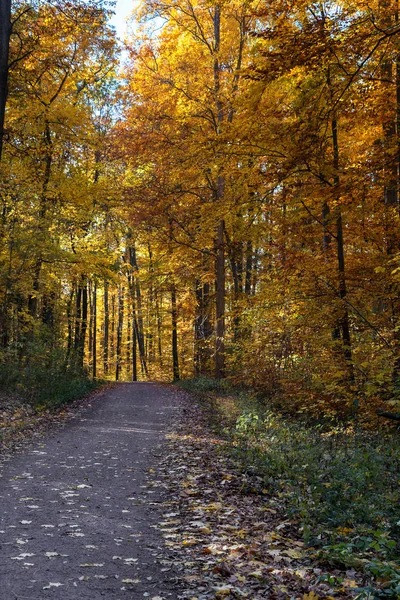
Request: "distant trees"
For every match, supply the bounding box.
[2,0,400,421]
[109,0,400,416]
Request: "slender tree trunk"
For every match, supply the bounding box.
[132,315,137,382]
[245,239,252,295]
[111,292,115,373]
[128,246,148,376]
[331,112,354,382]
[213,4,226,379]
[78,281,88,370]
[171,283,179,380]
[126,310,131,373]
[116,286,124,381]
[0,0,11,161]
[74,284,82,352]
[225,227,241,341]
[92,283,97,379]
[88,281,93,356]
[322,191,340,340]
[147,244,155,362]
[155,291,163,366]
[103,280,109,375]
[65,287,75,368]
[28,260,42,320]
[194,279,212,375]
[215,218,225,378]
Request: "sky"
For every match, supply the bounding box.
[110,0,139,40]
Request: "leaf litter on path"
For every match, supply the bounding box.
[147,388,368,600]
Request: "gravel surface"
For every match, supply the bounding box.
[0,382,182,600]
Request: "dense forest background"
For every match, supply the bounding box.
[1,0,400,423]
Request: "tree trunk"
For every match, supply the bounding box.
[92,283,97,379]
[116,286,124,381]
[103,280,109,375]
[88,281,93,356]
[215,218,225,378]
[245,239,252,295]
[155,291,163,366]
[78,281,88,370]
[213,4,226,379]
[128,246,148,376]
[331,112,354,382]
[74,284,82,353]
[0,0,11,160]
[171,283,179,380]
[65,287,75,368]
[126,310,131,373]
[111,292,115,372]
[194,279,212,375]
[132,312,137,382]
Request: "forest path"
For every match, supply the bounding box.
[0,382,181,600]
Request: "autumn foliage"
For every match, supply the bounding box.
[1,0,400,424]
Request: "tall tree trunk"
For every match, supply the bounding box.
[132,308,138,382]
[77,280,88,370]
[213,4,226,379]
[116,286,124,381]
[322,189,341,341]
[171,283,179,380]
[331,111,354,382]
[147,243,155,362]
[92,283,97,379]
[28,260,41,320]
[245,239,252,295]
[225,227,241,341]
[215,218,225,379]
[0,0,11,161]
[111,292,115,373]
[128,246,148,376]
[74,284,82,353]
[65,287,75,368]
[126,310,131,373]
[103,280,109,375]
[155,291,163,366]
[195,279,212,375]
[88,281,93,356]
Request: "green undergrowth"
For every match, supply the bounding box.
[0,350,101,411]
[178,377,400,599]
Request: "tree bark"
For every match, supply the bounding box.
[171,283,179,380]
[92,283,97,379]
[116,286,124,381]
[132,311,138,382]
[103,280,109,375]
[331,112,354,382]
[128,246,148,376]
[78,281,88,370]
[194,279,212,375]
[215,218,225,378]
[213,4,226,379]
[111,292,115,372]
[65,287,75,368]
[0,0,11,161]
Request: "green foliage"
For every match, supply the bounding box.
[181,378,400,598]
[0,344,100,410]
[178,376,231,396]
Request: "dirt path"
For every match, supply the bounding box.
[0,382,182,600]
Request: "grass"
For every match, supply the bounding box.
[178,377,400,599]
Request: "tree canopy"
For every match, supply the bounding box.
[1,0,400,423]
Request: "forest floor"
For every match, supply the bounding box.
[0,382,397,599]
